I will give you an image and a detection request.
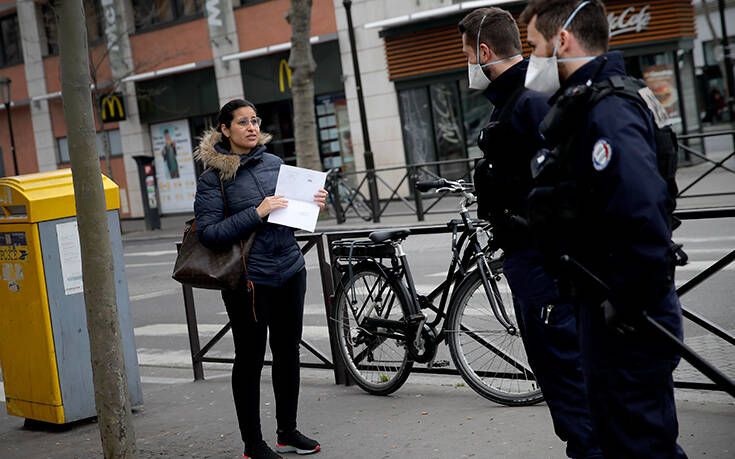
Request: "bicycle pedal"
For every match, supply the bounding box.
[406,313,425,322]
[430,360,450,368]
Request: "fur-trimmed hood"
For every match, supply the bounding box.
[193,127,273,181]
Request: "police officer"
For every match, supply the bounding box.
[520,1,687,456]
[458,8,601,458]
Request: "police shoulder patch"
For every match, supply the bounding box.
[592,138,613,171]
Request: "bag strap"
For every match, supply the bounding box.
[219,177,259,321]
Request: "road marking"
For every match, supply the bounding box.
[675,235,735,243]
[140,374,230,384]
[677,261,735,272]
[0,382,4,402]
[135,323,227,336]
[682,248,733,254]
[130,289,179,302]
[125,250,178,257]
[126,261,175,268]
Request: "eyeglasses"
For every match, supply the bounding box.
[238,117,262,128]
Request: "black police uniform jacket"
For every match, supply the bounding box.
[542,52,679,325]
[475,59,550,252]
[193,128,305,288]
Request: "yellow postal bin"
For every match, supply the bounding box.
[0,169,142,424]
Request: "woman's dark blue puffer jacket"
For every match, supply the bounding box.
[193,127,304,287]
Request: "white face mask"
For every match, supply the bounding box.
[524,1,596,94]
[468,15,521,90]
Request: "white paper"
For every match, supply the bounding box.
[268,165,327,232]
[56,221,83,295]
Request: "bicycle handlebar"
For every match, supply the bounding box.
[415,179,448,192]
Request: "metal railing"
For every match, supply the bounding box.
[676,129,735,202]
[328,130,735,223]
[180,233,349,384]
[179,208,735,395]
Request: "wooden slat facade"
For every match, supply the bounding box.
[384,0,696,81]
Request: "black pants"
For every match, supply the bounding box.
[222,268,307,446]
[504,249,601,458]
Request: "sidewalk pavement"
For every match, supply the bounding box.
[1,365,734,458]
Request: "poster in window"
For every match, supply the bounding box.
[642,65,681,125]
[150,119,197,213]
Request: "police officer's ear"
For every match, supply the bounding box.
[477,42,492,65]
[556,29,571,55]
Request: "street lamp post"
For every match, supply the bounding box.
[0,77,18,176]
[343,0,381,223]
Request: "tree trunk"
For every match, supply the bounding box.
[56,1,138,457]
[287,0,322,171]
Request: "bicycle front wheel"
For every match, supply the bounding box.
[447,268,544,406]
[332,263,414,395]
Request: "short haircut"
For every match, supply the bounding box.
[519,0,609,54]
[458,7,521,58]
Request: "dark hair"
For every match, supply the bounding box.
[217,98,257,132]
[458,7,521,58]
[519,0,609,54]
[216,98,257,150]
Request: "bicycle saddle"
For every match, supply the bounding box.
[368,229,411,243]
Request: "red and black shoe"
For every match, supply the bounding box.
[275,430,321,455]
[243,440,282,459]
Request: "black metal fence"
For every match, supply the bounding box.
[179,208,735,395]
[327,130,735,223]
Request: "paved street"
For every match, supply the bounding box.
[1,142,734,456]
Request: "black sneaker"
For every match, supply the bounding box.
[243,440,283,459]
[275,430,321,455]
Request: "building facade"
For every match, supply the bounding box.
[0,0,345,217]
[0,0,713,216]
[334,0,701,195]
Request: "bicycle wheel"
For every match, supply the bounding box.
[333,263,414,395]
[350,193,373,221]
[447,268,544,406]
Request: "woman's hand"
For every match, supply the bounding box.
[256,195,288,218]
[314,188,328,210]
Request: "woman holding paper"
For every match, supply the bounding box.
[194,99,327,459]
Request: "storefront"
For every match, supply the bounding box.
[377,0,698,174]
[239,40,354,173]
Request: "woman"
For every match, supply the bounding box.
[194,99,327,459]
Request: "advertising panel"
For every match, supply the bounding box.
[150,119,196,213]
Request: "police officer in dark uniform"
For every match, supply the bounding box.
[520,1,687,456]
[458,8,601,458]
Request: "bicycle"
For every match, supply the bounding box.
[329,178,543,406]
[325,168,373,222]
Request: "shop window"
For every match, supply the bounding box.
[398,77,484,181]
[626,52,683,127]
[316,94,353,173]
[41,1,103,56]
[41,3,59,56]
[133,0,204,31]
[136,67,219,125]
[58,129,123,163]
[257,99,297,166]
[700,38,734,123]
[0,14,22,67]
[83,0,104,42]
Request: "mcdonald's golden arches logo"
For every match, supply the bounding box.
[100,92,126,122]
[278,59,292,93]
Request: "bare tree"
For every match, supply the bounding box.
[55,1,138,457]
[287,0,321,171]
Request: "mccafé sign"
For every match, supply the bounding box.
[608,5,651,37]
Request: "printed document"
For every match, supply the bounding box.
[268,165,327,232]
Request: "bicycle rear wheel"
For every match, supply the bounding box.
[332,263,414,395]
[447,268,544,406]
